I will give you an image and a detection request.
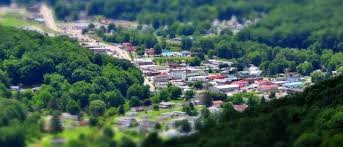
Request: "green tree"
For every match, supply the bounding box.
[310,70,326,83]
[50,111,63,134]
[89,100,106,116]
[118,105,125,115]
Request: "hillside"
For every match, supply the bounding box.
[0,25,148,146]
[156,75,343,147]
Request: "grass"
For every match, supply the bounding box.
[0,12,55,33]
[0,13,35,27]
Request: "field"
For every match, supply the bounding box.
[0,9,53,33]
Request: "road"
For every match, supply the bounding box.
[40,4,62,32]
[40,4,155,91]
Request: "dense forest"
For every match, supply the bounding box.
[151,75,343,147]
[0,25,150,146]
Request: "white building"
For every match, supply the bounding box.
[209,84,240,93]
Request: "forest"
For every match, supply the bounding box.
[0,25,149,146]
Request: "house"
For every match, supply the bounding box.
[232,80,249,88]
[169,69,186,80]
[89,47,109,54]
[209,84,240,93]
[233,104,248,112]
[208,74,226,81]
[188,76,207,82]
[162,50,181,57]
[145,48,155,56]
[153,73,169,83]
[10,86,20,91]
[213,78,230,85]
[248,65,262,76]
[159,101,175,109]
[122,43,136,52]
[185,67,205,78]
[131,107,145,112]
[135,59,154,66]
[212,100,224,108]
[181,51,191,57]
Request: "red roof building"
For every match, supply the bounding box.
[145,48,155,56]
[259,83,279,92]
[232,80,249,88]
[208,74,226,80]
[122,42,136,52]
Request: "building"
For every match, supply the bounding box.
[208,74,226,81]
[232,80,249,88]
[153,73,169,83]
[122,42,136,52]
[259,83,279,92]
[89,47,109,54]
[181,51,191,57]
[145,48,155,56]
[282,82,304,89]
[135,59,154,66]
[210,84,240,93]
[159,101,175,109]
[169,69,186,80]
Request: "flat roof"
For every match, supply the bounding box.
[215,84,240,89]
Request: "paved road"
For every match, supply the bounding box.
[40,4,62,32]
